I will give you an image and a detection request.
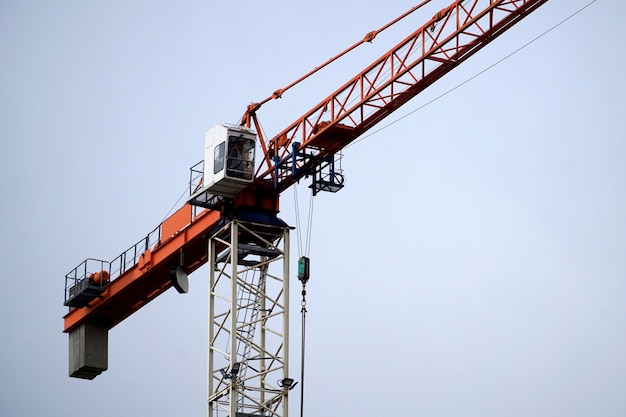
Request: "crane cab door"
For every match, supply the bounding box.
[203,124,256,198]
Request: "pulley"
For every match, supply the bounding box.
[298,256,310,284]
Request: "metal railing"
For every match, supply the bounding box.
[64,258,110,307]
[64,159,212,306]
[111,224,161,279]
[64,218,162,306]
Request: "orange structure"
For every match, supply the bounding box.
[63,0,551,413]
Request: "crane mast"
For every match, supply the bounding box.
[62,1,550,416]
[207,217,292,417]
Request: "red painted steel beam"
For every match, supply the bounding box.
[63,181,279,334]
[252,0,549,192]
[63,207,221,333]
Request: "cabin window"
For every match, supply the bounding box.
[214,142,225,174]
[227,136,255,180]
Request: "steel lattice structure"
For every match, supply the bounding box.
[62,2,553,416]
[207,218,292,417]
[246,0,550,193]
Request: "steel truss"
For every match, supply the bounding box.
[248,0,549,192]
[207,217,292,417]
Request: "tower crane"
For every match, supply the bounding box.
[63,1,550,416]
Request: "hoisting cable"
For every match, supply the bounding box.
[293,182,315,417]
[293,181,316,259]
[297,256,310,417]
[305,193,315,256]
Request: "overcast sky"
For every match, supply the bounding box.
[1,1,625,416]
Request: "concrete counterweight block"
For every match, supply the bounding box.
[69,321,108,379]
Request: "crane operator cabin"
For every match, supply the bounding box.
[198,124,257,199]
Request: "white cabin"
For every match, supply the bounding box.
[200,123,257,199]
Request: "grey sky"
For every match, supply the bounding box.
[1,1,625,416]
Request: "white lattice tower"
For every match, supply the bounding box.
[207,217,292,417]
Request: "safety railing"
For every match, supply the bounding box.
[64,216,162,307]
[64,258,111,308]
[64,160,212,308]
